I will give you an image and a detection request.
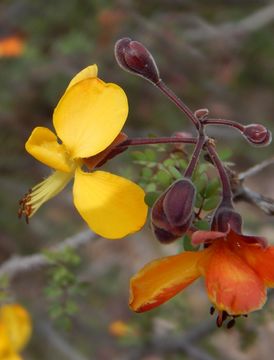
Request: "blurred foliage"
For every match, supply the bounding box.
[44,247,88,330]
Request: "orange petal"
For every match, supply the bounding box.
[236,244,274,287]
[130,251,202,312]
[200,243,266,315]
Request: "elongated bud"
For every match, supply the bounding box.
[114,38,160,84]
[242,124,272,147]
[163,179,196,227]
[151,179,196,243]
[212,204,242,233]
[152,216,193,244]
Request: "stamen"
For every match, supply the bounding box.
[18,171,73,222]
[227,318,236,329]
[210,306,215,315]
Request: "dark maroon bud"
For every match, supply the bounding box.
[163,179,196,227]
[212,205,242,233]
[114,38,160,84]
[194,108,209,120]
[242,124,272,147]
[151,179,195,244]
[151,215,193,244]
[151,192,170,231]
[152,224,180,244]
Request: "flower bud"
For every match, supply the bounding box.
[211,205,242,233]
[151,179,196,243]
[114,38,160,84]
[152,216,193,244]
[163,179,196,227]
[242,124,272,147]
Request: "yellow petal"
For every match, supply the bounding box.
[0,304,32,352]
[65,64,98,92]
[25,127,73,172]
[130,251,202,312]
[53,78,128,159]
[73,169,148,239]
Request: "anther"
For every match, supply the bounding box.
[210,306,215,315]
[227,318,236,329]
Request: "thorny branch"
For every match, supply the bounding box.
[183,3,274,43]
[0,229,97,279]
[228,157,274,215]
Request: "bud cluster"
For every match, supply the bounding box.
[114,37,272,246]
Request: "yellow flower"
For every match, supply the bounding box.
[19,65,148,239]
[108,320,133,337]
[0,304,32,360]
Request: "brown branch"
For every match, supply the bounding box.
[224,158,274,215]
[0,230,98,279]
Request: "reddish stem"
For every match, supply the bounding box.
[184,133,206,178]
[119,136,197,147]
[156,80,200,130]
[206,142,233,205]
[203,118,245,132]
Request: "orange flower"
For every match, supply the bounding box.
[0,35,24,58]
[130,228,273,326]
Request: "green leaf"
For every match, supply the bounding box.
[131,151,146,161]
[146,183,157,192]
[141,168,153,179]
[194,172,208,193]
[178,159,188,169]
[145,192,160,207]
[195,193,203,208]
[163,158,174,167]
[196,164,208,176]
[44,286,62,299]
[168,166,182,180]
[183,234,199,251]
[205,178,220,198]
[195,219,210,230]
[219,148,232,161]
[65,300,78,315]
[203,196,220,211]
[156,169,172,187]
[144,149,156,161]
[49,303,64,319]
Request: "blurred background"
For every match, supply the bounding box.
[1,0,274,359]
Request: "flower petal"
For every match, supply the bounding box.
[53,78,128,159]
[0,304,32,352]
[25,127,73,172]
[73,169,147,239]
[236,243,274,287]
[83,132,128,170]
[130,252,202,312]
[200,243,266,315]
[65,64,98,92]
[191,230,226,246]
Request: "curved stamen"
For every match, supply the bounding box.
[18,171,73,222]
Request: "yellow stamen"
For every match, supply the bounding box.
[19,171,73,221]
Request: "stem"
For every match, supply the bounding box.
[118,136,197,147]
[206,141,232,205]
[203,118,245,132]
[184,134,206,178]
[156,80,200,130]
